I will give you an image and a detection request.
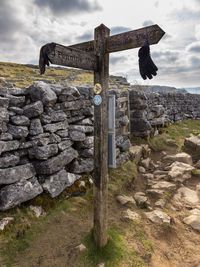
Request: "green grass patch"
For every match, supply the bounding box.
[0,181,91,267]
[0,195,72,266]
[131,120,200,152]
[192,169,200,177]
[129,221,153,262]
[81,228,145,267]
[108,161,137,193]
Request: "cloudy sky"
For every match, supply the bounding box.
[0,0,200,88]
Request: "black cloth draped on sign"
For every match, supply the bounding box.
[138,42,158,80]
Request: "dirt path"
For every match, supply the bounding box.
[1,148,200,267]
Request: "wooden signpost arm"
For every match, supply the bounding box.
[93,24,110,247]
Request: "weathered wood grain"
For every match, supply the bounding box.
[70,24,165,53]
[47,43,97,71]
[93,24,110,248]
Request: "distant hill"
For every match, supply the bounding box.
[180,87,200,94]
[131,84,187,94]
[0,62,199,94]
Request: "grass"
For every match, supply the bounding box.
[131,120,200,152]
[0,177,91,267]
[81,228,145,267]
[108,161,138,194]
[0,195,72,267]
[0,62,93,88]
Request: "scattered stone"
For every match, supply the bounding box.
[183,215,200,232]
[75,243,87,252]
[0,163,36,184]
[8,124,28,139]
[134,192,150,209]
[163,152,193,165]
[189,208,200,216]
[141,158,151,169]
[42,169,81,197]
[129,146,143,164]
[0,217,14,230]
[155,199,167,209]
[141,144,151,158]
[116,195,136,207]
[173,187,200,207]
[151,181,176,190]
[29,81,57,106]
[165,139,178,147]
[34,147,78,175]
[30,205,46,217]
[146,189,165,197]
[184,135,200,159]
[118,138,131,152]
[121,209,141,222]
[138,166,146,174]
[168,161,194,182]
[23,101,44,118]
[195,160,200,169]
[145,210,171,224]
[0,177,43,211]
[78,180,86,190]
[143,173,154,179]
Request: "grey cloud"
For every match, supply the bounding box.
[187,43,200,53]
[76,31,93,42]
[154,1,159,8]
[151,51,179,63]
[110,55,127,65]
[0,1,24,42]
[170,7,200,21]
[111,26,131,35]
[190,56,200,67]
[33,0,102,15]
[142,20,154,27]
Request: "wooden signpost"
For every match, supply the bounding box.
[39,23,165,248]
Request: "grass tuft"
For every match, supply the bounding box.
[81,228,145,267]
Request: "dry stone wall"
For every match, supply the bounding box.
[0,81,130,210]
[129,89,200,137]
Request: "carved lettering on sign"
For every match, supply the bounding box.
[48,44,97,71]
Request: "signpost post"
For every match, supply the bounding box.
[39,23,165,248]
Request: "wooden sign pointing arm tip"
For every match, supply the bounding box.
[70,24,165,53]
[39,42,97,74]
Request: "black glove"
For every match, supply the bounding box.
[39,42,56,74]
[138,42,158,80]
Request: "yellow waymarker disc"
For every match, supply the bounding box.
[93,83,102,94]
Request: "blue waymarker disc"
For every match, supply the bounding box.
[93,95,102,106]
